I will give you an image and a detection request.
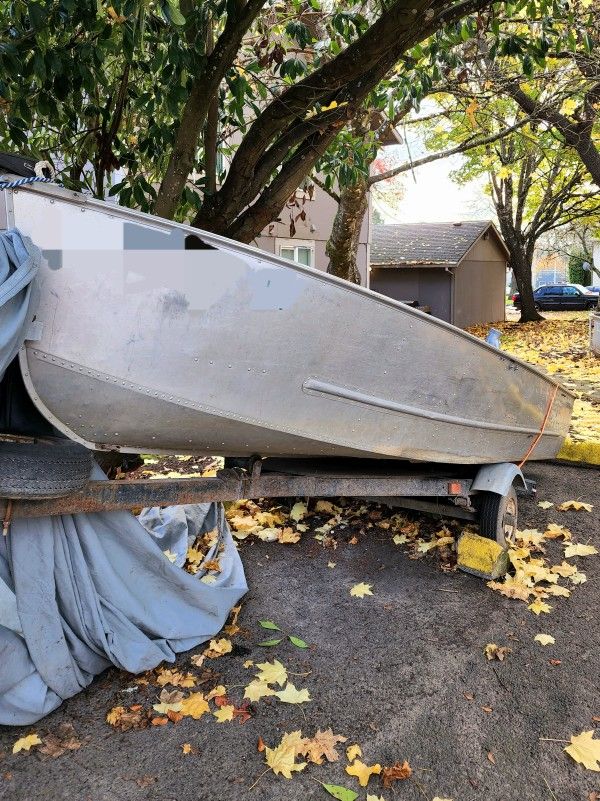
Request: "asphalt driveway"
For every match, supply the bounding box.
[0,461,598,801]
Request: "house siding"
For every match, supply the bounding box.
[255,185,371,286]
[452,236,507,327]
[370,267,452,322]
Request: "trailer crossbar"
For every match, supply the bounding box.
[0,468,474,519]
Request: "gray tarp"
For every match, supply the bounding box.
[0,229,247,725]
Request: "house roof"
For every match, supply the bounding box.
[371,221,508,267]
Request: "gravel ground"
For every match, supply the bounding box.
[0,461,598,801]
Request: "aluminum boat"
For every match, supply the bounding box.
[1,180,574,464]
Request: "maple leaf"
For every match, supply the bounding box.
[38,724,82,758]
[180,693,210,720]
[367,796,386,801]
[106,706,125,726]
[300,729,347,764]
[545,584,571,598]
[204,638,233,658]
[275,682,311,704]
[551,561,577,577]
[393,534,408,545]
[538,500,554,509]
[350,582,373,598]
[228,514,260,534]
[564,543,598,558]
[200,575,216,584]
[12,734,42,754]
[206,684,227,700]
[290,502,308,522]
[528,598,552,615]
[278,527,301,544]
[255,659,287,686]
[244,679,277,702]
[181,743,194,755]
[382,760,412,786]
[534,634,555,646]
[153,688,183,714]
[346,759,382,787]
[264,737,308,779]
[570,571,587,585]
[487,575,533,601]
[201,558,222,572]
[156,668,196,688]
[564,730,600,771]
[556,500,593,512]
[543,523,572,541]
[315,500,341,515]
[346,744,362,762]
[484,643,511,661]
[213,705,235,723]
[232,701,253,724]
[256,527,281,542]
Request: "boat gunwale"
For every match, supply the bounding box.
[8,180,576,401]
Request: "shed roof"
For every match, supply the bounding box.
[371,221,508,267]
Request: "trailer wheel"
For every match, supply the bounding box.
[0,439,93,499]
[477,485,518,547]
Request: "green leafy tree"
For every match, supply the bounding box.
[420,95,600,321]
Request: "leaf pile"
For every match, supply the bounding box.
[467,315,600,445]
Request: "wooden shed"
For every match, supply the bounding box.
[369,221,509,327]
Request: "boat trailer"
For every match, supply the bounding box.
[1,455,534,548]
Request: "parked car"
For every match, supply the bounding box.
[586,285,600,294]
[512,284,599,311]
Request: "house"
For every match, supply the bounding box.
[253,183,371,286]
[369,221,509,327]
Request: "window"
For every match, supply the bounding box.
[278,240,314,267]
[563,286,579,296]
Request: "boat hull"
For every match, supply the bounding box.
[7,183,574,464]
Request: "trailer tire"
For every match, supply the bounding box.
[0,440,93,499]
[478,485,518,547]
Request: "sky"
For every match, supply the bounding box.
[372,149,494,224]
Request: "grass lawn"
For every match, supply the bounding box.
[467,310,600,459]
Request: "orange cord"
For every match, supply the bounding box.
[518,384,559,469]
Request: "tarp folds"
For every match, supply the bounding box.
[0,229,247,725]
[0,492,247,726]
[0,229,39,383]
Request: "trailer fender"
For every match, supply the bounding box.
[471,463,526,496]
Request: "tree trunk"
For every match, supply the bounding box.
[505,240,542,323]
[325,177,368,284]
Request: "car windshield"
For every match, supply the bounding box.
[572,284,589,293]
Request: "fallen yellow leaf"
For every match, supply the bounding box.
[346,744,362,761]
[534,634,555,646]
[528,598,552,615]
[204,638,232,658]
[275,682,311,704]
[12,734,42,754]
[244,679,277,702]
[180,693,210,720]
[350,582,373,598]
[564,543,598,558]
[346,758,382,787]
[564,730,600,771]
[556,500,593,512]
[265,735,308,778]
[213,705,235,723]
[255,659,287,687]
